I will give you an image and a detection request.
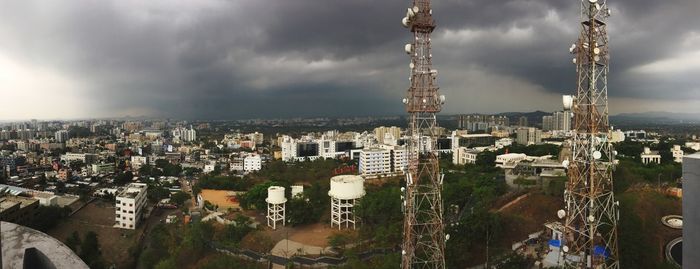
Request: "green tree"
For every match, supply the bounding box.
[170,191,192,207]
[79,231,105,269]
[240,181,284,210]
[114,171,134,185]
[355,187,403,247]
[65,231,81,252]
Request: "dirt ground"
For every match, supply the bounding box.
[288,223,342,247]
[497,192,564,249]
[48,199,142,269]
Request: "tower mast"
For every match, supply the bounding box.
[400,1,446,268]
[563,0,619,268]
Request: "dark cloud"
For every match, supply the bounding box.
[0,0,698,120]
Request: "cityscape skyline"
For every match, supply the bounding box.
[2,0,699,119]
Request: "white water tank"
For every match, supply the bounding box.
[291,185,304,198]
[328,175,365,200]
[266,186,287,204]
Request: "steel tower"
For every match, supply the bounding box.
[562,0,619,268]
[400,1,446,268]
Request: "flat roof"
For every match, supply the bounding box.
[1,221,89,269]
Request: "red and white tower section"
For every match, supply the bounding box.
[400,1,447,268]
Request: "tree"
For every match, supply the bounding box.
[65,231,81,252]
[240,181,284,210]
[170,191,192,207]
[27,205,71,232]
[355,187,403,247]
[287,196,318,226]
[79,231,105,269]
[114,171,134,185]
[69,160,84,172]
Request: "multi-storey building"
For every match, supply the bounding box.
[359,148,391,177]
[244,155,262,172]
[130,156,148,170]
[115,183,148,229]
[60,153,98,164]
[54,130,69,143]
[453,147,479,165]
[0,195,39,226]
[672,145,684,163]
[374,126,401,145]
[516,127,542,145]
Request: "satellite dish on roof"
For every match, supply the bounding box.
[557,209,566,219]
[412,6,419,13]
[573,58,577,64]
[594,55,601,62]
[593,151,602,160]
[593,47,601,55]
[563,246,569,252]
[409,62,415,69]
[588,215,596,222]
[562,160,570,168]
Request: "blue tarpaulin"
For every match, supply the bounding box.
[594,245,610,258]
[549,239,561,247]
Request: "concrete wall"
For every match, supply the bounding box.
[683,153,700,267]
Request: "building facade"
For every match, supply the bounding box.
[115,183,148,229]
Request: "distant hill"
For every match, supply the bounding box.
[611,111,700,125]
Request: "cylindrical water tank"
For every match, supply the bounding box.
[328,175,365,200]
[266,186,287,204]
[291,185,304,198]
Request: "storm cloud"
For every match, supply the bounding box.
[1,0,699,120]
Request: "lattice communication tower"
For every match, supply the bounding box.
[562,0,619,268]
[400,0,447,268]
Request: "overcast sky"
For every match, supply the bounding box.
[1,0,699,120]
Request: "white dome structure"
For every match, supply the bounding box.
[328,175,365,230]
[265,186,286,230]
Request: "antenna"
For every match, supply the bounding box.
[562,0,619,268]
[399,0,446,267]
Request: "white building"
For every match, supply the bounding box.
[91,163,115,175]
[390,146,408,174]
[640,147,661,165]
[172,126,197,142]
[359,148,391,177]
[671,145,684,163]
[495,138,513,149]
[203,162,216,174]
[516,128,542,145]
[244,155,262,172]
[496,153,527,168]
[115,183,148,230]
[453,147,479,165]
[131,156,148,170]
[610,129,625,143]
[54,130,69,143]
[280,135,297,162]
[60,153,98,164]
[374,126,401,145]
[686,142,700,151]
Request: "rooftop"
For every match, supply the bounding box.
[117,183,147,199]
[0,196,38,210]
[1,221,89,269]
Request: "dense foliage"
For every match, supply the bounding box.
[355,186,403,247]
